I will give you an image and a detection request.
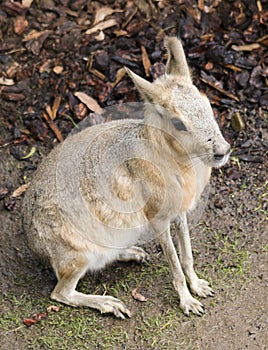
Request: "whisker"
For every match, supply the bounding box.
[174,153,210,173]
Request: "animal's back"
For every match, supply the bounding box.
[21,119,144,261]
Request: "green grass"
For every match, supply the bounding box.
[253,180,268,217]
[0,290,128,349]
[196,224,251,285]
[0,224,255,350]
[0,256,201,350]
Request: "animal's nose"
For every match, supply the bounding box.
[214,153,225,161]
[214,143,231,161]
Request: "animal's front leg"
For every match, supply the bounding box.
[157,228,204,316]
[175,213,214,298]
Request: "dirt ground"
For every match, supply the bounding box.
[0,1,267,349]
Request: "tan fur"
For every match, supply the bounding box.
[22,37,230,318]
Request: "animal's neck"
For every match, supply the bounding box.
[140,122,210,186]
[141,123,190,161]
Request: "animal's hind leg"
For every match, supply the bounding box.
[118,246,149,263]
[50,254,131,319]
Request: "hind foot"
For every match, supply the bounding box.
[118,246,149,263]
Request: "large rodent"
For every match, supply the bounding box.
[22,37,230,318]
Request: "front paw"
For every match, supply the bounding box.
[190,278,214,298]
[180,295,204,316]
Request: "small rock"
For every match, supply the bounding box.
[235,70,250,88]
[231,112,245,131]
[241,139,252,148]
[4,198,16,211]
[238,155,263,163]
[260,93,268,106]
[95,52,110,71]
[53,66,64,75]
[214,197,224,209]
[13,15,28,35]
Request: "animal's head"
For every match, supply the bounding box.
[125,37,230,168]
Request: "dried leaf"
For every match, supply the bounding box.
[94,30,105,41]
[198,0,204,11]
[141,46,151,77]
[0,77,15,86]
[223,64,242,72]
[85,19,117,35]
[45,97,61,121]
[24,31,52,55]
[23,318,38,327]
[1,1,26,15]
[65,8,79,17]
[11,183,30,198]
[232,43,260,52]
[110,68,126,88]
[135,0,157,19]
[122,7,138,29]
[131,288,148,302]
[6,62,19,77]
[257,0,262,11]
[39,60,52,73]
[114,29,128,37]
[22,312,47,327]
[47,305,60,313]
[51,96,62,120]
[2,92,25,101]
[32,312,47,321]
[257,34,268,46]
[45,104,53,120]
[43,113,64,142]
[200,77,240,102]
[74,92,103,114]
[90,69,107,81]
[94,7,120,25]
[0,186,9,199]
[22,0,34,7]
[13,16,28,35]
[74,102,87,120]
[23,29,51,42]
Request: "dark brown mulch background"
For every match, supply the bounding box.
[0,1,267,349]
[1,0,267,244]
[0,0,267,149]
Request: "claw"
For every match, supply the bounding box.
[112,309,125,319]
[180,295,205,316]
[190,278,214,298]
[118,246,149,264]
[100,297,131,319]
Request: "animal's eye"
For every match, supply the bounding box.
[171,118,187,132]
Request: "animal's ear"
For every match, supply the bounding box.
[125,67,157,102]
[164,37,192,83]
